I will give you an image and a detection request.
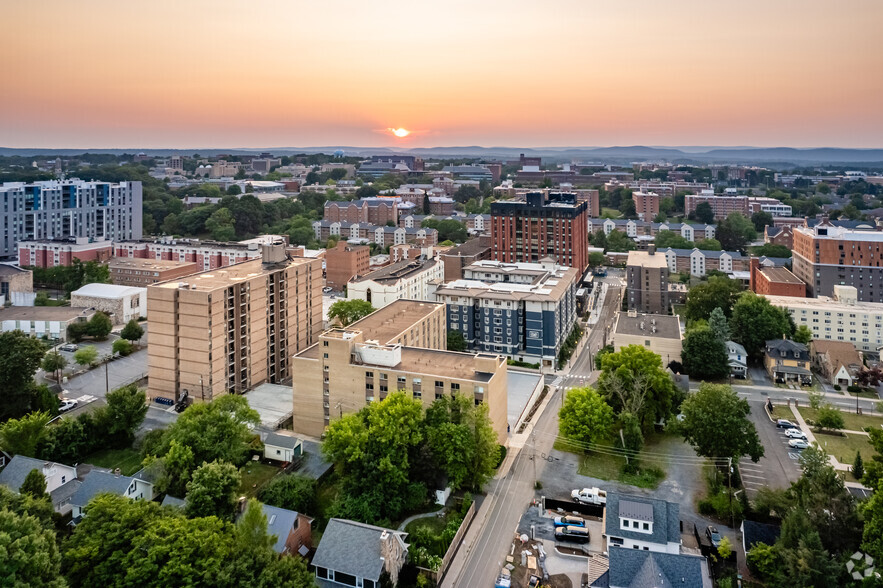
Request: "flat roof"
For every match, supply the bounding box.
[758,267,803,285]
[346,299,443,345]
[351,259,438,284]
[71,283,146,298]
[151,257,314,291]
[615,312,681,340]
[109,257,198,271]
[0,306,93,321]
[765,294,883,313]
[627,250,668,268]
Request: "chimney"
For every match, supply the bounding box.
[114,468,121,477]
[648,244,656,255]
[238,497,248,514]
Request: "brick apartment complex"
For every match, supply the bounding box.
[659,248,748,277]
[114,238,263,272]
[324,241,370,290]
[748,197,792,217]
[312,221,438,248]
[792,222,883,302]
[587,219,716,242]
[19,238,113,268]
[632,192,660,221]
[627,249,670,314]
[491,192,588,274]
[324,198,398,225]
[109,257,199,287]
[684,191,749,219]
[0,179,142,259]
[147,245,323,403]
[764,226,794,249]
[291,299,509,444]
[749,258,806,297]
[440,236,493,281]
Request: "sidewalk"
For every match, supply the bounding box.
[789,404,872,476]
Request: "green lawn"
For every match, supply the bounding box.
[556,432,676,489]
[238,462,280,498]
[84,447,144,476]
[814,431,874,465]
[601,208,622,218]
[797,406,883,432]
[847,388,881,400]
[405,514,447,537]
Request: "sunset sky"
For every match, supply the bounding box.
[2,0,882,149]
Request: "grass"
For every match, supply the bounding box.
[556,431,677,489]
[84,447,144,476]
[814,431,874,464]
[601,208,622,218]
[405,514,447,537]
[238,462,280,498]
[847,388,881,400]
[797,406,883,432]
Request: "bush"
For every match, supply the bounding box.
[847,385,861,394]
[833,384,842,391]
[112,339,134,357]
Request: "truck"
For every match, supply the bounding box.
[571,487,607,505]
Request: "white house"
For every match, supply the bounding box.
[726,341,748,378]
[263,432,303,463]
[603,492,681,554]
[0,455,79,514]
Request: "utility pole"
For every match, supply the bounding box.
[104,354,110,394]
[620,429,628,465]
[728,457,734,531]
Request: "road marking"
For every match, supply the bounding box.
[741,474,766,480]
[742,480,766,487]
[788,453,801,459]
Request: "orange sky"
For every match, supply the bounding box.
[2,0,882,149]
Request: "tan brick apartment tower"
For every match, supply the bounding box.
[147,243,322,403]
[626,248,670,315]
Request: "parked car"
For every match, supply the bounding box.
[59,343,78,352]
[58,399,78,413]
[705,526,722,548]
[785,428,807,439]
[322,287,333,293]
[776,419,798,429]
[571,487,607,505]
[788,438,810,449]
[553,515,585,528]
[554,525,590,544]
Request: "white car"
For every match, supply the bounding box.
[785,428,806,439]
[571,487,607,505]
[788,438,810,449]
[58,399,78,413]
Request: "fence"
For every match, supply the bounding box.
[420,500,477,584]
[543,497,604,519]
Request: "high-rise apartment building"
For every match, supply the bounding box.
[491,192,588,274]
[0,180,142,258]
[626,249,670,314]
[632,191,660,221]
[147,244,322,403]
[291,299,509,443]
[324,241,369,290]
[684,190,748,220]
[792,222,883,302]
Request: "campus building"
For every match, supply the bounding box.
[626,249,670,314]
[291,299,508,444]
[147,244,323,402]
[491,192,589,274]
[18,238,114,268]
[684,190,749,220]
[346,258,443,308]
[0,179,142,259]
[749,258,805,297]
[113,237,263,272]
[109,257,199,287]
[324,241,369,290]
[612,310,683,366]
[431,259,578,367]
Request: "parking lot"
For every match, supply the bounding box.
[741,402,803,496]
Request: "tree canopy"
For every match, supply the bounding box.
[328,299,375,326]
[120,320,145,343]
[681,326,729,381]
[729,293,794,360]
[715,213,756,252]
[0,330,48,420]
[684,276,742,322]
[185,461,241,520]
[597,345,677,428]
[558,387,614,448]
[678,382,763,462]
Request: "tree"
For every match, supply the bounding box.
[74,345,99,367]
[751,211,774,232]
[589,251,606,267]
[447,330,467,352]
[681,326,729,380]
[41,350,67,382]
[752,243,792,258]
[694,202,715,224]
[717,535,733,560]
[258,474,316,514]
[421,219,468,243]
[101,385,148,447]
[558,387,614,448]
[716,213,756,252]
[185,460,241,520]
[679,383,764,462]
[328,299,375,326]
[236,498,275,551]
[654,230,693,250]
[605,230,635,252]
[853,452,864,480]
[684,276,742,322]
[597,345,677,428]
[112,338,134,356]
[619,197,637,218]
[792,325,812,345]
[0,508,65,588]
[695,238,722,251]
[729,293,793,360]
[856,366,883,388]
[815,404,844,432]
[205,207,237,241]
[0,412,51,457]
[0,331,48,420]
[120,319,145,344]
[425,394,500,492]
[708,307,730,342]
[861,479,883,567]
[20,468,48,500]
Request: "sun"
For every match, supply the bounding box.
[389,127,411,138]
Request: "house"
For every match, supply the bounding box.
[70,283,147,324]
[810,340,863,387]
[726,341,748,378]
[70,469,154,520]
[263,432,303,463]
[590,548,711,588]
[764,339,812,385]
[260,503,313,555]
[740,520,781,558]
[612,311,683,367]
[603,492,681,554]
[0,455,80,514]
[312,518,409,587]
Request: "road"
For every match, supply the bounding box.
[442,274,624,588]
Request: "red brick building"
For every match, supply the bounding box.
[685,191,749,219]
[764,226,793,249]
[633,191,660,221]
[324,241,369,290]
[19,239,113,268]
[324,198,398,226]
[113,238,261,272]
[491,192,588,274]
[750,258,806,297]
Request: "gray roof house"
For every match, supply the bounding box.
[0,455,79,514]
[591,547,711,588]
[70,469,154,520]
[312,518,408,588]
[726,341,748,377]
[604,492,681,554]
